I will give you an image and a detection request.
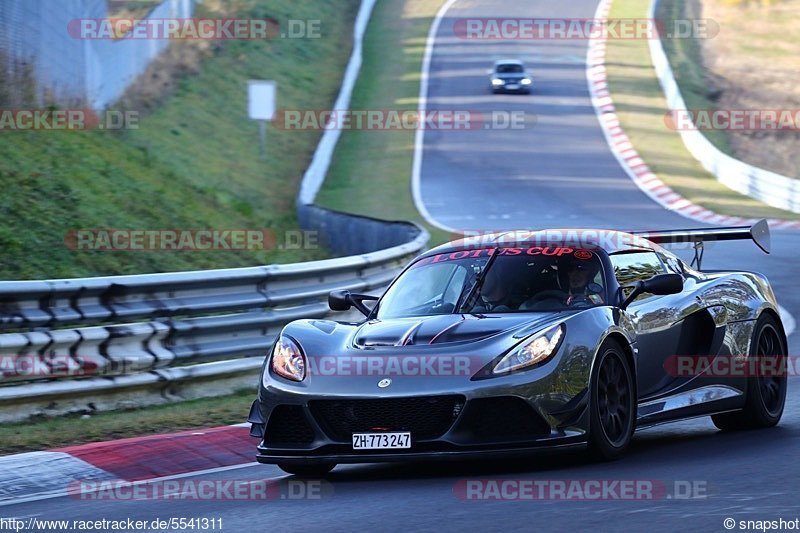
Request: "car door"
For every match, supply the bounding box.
[657,251,730,387]
[611,251,689,399]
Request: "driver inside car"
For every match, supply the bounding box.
[519,256,604,310]
[565,260,604,306]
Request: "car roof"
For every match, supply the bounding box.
[494,59,524,66]
[421,228,665,258]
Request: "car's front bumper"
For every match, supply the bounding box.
[491,84,531,93]
[257,438,586,466]
[251,378,590,465]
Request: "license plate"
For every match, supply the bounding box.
[352,432,411,450]
[506,84,519,90]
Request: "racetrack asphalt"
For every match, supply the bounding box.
[4,0,798,531]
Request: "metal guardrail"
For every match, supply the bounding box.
[0,221,427,421]
[649,0,800,214]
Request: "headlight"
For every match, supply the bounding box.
[269,335,306,382]
[491,78,504,86]
[520,78,532,85]
[493,324,564,374]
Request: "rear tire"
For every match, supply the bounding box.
[588,338,636,461]
[277,463,335,477]
[712,314,787,431]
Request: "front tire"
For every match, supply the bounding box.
[588,338,636,461]
[712,314,787,431]
[277,463,336,477]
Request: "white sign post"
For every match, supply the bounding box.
[247,80,276,160]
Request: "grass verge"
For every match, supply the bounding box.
[604,0,800,220]
[0,389,254,456]
[315,0,451,245]
[662,0,800,177]
[0,0,360,279]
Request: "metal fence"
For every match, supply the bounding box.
[0,0,195,109]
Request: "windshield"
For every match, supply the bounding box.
[376,247,607,319]
[496,63,524,73]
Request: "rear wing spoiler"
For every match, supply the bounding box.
[630,219,770,269]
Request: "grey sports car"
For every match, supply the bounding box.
[249,221,787,476]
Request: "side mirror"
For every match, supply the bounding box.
[621,273,683,309]
[328,290,352,311]
[642,273,684,295]
[328,290,379,317]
